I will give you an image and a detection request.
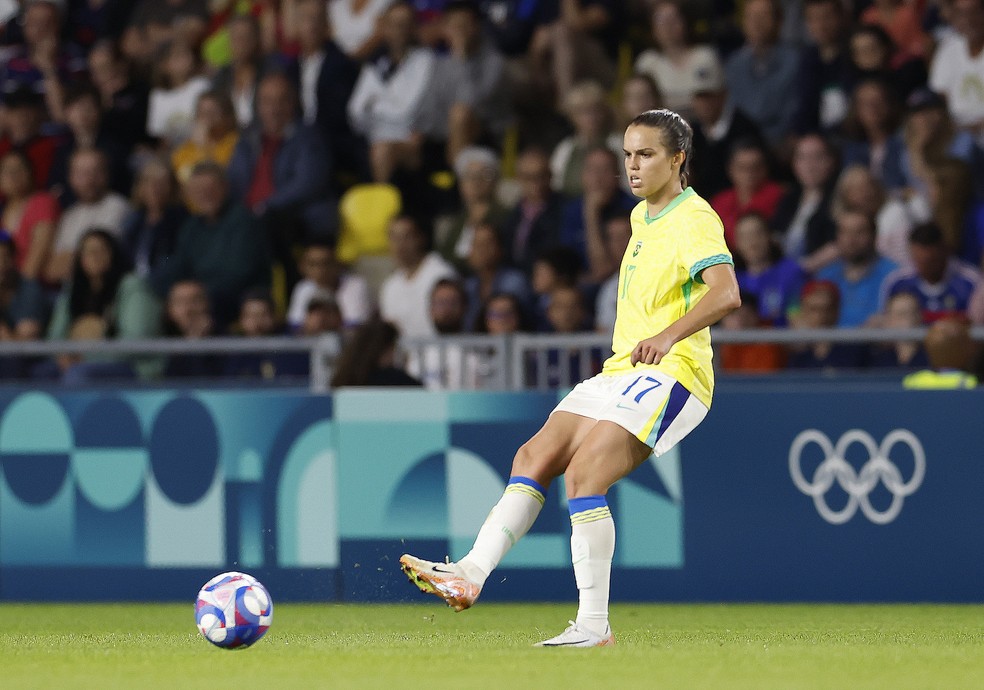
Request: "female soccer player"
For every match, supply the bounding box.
[400,109,741,647]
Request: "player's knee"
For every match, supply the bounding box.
[511,441,560,483]
[564,451,610,499]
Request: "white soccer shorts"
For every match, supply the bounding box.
[552,370,708,456]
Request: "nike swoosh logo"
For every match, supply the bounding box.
[547,638,591,646]
[615,403,634,410]
[432,565,454,574]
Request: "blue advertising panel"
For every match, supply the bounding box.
[0,385,980,602]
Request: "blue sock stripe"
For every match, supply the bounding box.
[568,495,607,515]
[508,476,547,497]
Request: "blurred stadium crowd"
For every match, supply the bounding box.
[0,0,983,384]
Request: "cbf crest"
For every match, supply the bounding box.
[632,240,642,257]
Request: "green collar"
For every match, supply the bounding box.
[644,187,695,224]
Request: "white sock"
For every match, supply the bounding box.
[458,476,546,587]
[569,495,614,637]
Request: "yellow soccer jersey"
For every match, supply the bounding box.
[602,187,732,408]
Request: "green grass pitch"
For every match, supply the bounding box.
[1,602,982,689]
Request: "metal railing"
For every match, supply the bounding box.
[0,327,980,392]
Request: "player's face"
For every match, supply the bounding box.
[623,125,681,199]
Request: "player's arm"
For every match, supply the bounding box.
[631,262,741,366]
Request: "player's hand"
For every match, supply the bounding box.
[631,334,674,366]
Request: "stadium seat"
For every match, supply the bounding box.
[336,183,402,264]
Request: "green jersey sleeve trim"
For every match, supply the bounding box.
[689,254,734,284]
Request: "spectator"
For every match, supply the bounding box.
[733,212,806,326]
[861,0,930,60]
[594,214,632,335]
[794,0,853,135]
[830,163,920,267]
[0,87,61,191]
[46,147,132,284]
[616,73,662,132]
[0,0,86,122]
[161,278,224,379]
[329,0,393,62]
[546,283,589,333]
[549,80,622,198]
[717,292,786,372]
[415,0,510,170]
[378,214,457,338]
[330,317,422,387]
[87,39,151,154]
[407,277,470,388]
[298,290,343,336]
[816,210,898,327]
[689,62,769,200]
[929,0,984,145]
[559,146,636,281]
[477,291,530,335]
[65,0,129,49]
[158,161,271,328]
[839,77,906,191]
[227,72,334,289]
[967,276,984,324]
[529,283,603,387]
[530,245,581,331]
[170,90,239,186]
[288,0,360,182]
[223,288,309,380]
[881,222,982,322]
[724,0,800,146]
[925,157,984,264]
[286,241,372,332]
[0,232,46,343]
[477,0,549,59]
[435,146,509,271]
[120,156,186,284]
[462,221,531,331]
[772,132,839,272]
[0,148,59,281]
[903,317,979,388]
[527,0,620,106]
[210,14,272,128]
[710,139,785,247]
[44,228,162,381]
[124,0,210,62]
[787,279,866,369]
[633,0,721,120]
[146,38,211,147]
[48,83,130,206]
[867,290,929,369]
[347,1,436,183]
[470,289,532,389]
[202,0,279,63]
[900,88,984,206]
[847,23,926,104]
[500,146,563,273]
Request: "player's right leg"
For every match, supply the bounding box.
[400,410,595,611]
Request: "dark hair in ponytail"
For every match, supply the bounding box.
[628,109,693,187]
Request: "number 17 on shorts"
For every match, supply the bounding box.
[555,370,708,456]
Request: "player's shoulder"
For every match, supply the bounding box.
[678,189,725,231]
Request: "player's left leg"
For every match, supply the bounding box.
[535,421,650,647]
[538,377,708,648]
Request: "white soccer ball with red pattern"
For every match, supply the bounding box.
[195,571,273,649]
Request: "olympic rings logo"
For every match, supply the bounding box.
[789,429,925,525]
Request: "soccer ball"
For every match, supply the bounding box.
[195,571,273,649]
